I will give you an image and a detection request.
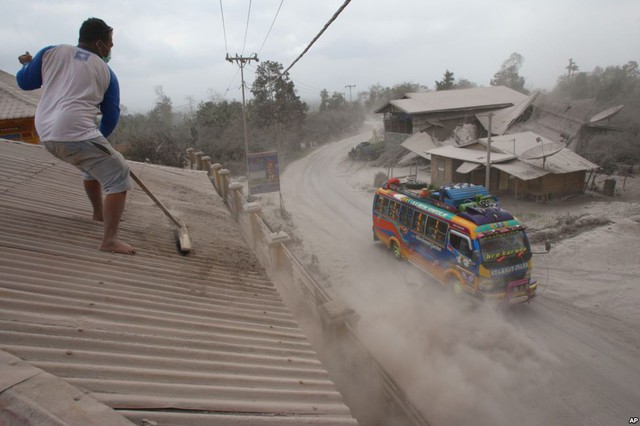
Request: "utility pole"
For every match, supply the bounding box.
[345,84,355,103]
[225,53,259,193]
[485,113,493,190]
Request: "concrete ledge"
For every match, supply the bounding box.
[0,351,135,426]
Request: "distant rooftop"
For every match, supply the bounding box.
[0,69,41,120]
[375,86,528,115]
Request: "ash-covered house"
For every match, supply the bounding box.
[428,131,599,202]
[376,86,618,200]
[0,69,41,144]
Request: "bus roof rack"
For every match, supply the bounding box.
[383,178,514,224]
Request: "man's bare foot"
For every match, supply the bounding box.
[100,239,136,255]
[92,212,104,221]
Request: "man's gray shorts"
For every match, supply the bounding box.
[42,137,132,194]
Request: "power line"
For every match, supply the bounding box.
[223,1,350,101]
[280,0,352,77]
[222,67,242,99]
[261,0,352,93]
[257,0,284,56]
[241,0,253,55]
[219,0,229,54]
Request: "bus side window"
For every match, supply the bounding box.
[388,201,400,220]
[425,216,438,240]
[435,221,448,244]
[399,205,414,227]
[411,212,425,234]
[381,197,390,216]
[374,195,383,213]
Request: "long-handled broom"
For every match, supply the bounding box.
[129,170,192,254]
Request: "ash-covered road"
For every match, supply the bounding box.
[275,124,640,426]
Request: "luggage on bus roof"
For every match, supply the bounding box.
[437,183,491,209]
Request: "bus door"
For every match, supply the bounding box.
[448,230,479,286]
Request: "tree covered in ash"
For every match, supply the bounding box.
[553,59,640,167]
[435,70,477,91]
[490,52,527,94]
[114,61,365,173]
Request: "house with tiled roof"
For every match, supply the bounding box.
[0,69,41,144]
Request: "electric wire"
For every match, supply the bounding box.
[280,0,351,77]
[219,0,229,54]
[245,62,317,98]
[222,67,242,99]
[257,0,284,56]
[263,0,352,92]
[224,1,348,101]
[241,0,253,55]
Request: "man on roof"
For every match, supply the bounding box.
[16,18,135,255]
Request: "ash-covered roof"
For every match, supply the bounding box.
[401,132,438,160]
[428,144,517,164]
[0,139,356,425]
[483,131,599,174]
[375,86,528,115]
[0,69,41,120]
[475,91,539,136]
[428,131,598,181]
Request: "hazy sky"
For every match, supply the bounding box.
[2,0,638,113]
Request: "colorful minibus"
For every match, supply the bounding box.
[372,177,537,305]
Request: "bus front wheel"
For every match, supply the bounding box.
[390,241,402,259]
[448,276,463,296]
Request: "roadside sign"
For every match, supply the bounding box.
[247,151,280,195]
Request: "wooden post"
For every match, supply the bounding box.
[245,202,262,249]
[229,182,243,219]
[268,232,291,271]
[186,148,195,169]
[195,151,204,170]
[211,163,223,193]
[219,169,231,205]
[202,156,212,177]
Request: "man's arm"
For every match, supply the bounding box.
[16,46,54,90]
[99,69,120,138]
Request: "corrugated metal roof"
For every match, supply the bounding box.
[400,132,438,160]
[476,91,539,136]
[0,69,41,120]
[482,131,599,173]
[508,94,597,146]
[375,86,528,115]
[456,161,482,174]
[0,139,357,425]
[491,160,548,181]
[428,144,516,164]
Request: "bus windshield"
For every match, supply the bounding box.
[479,230,530,263]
